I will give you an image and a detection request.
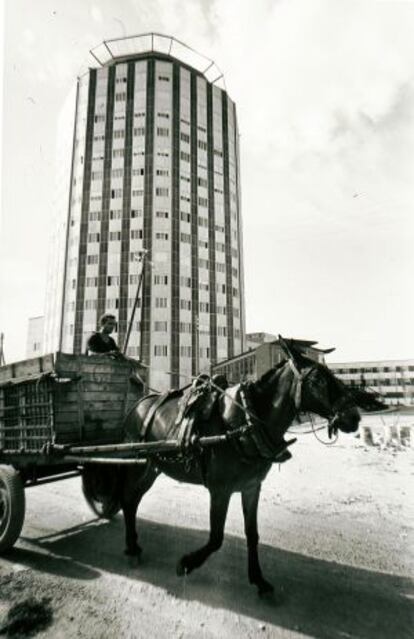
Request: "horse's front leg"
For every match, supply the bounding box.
[177,488,231,576]
[119,463,158,560]
[242,483,273,595]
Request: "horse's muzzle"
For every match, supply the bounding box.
[328,406,360,437]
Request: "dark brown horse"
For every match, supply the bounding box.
[118,337,383,595]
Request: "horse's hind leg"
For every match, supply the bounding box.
[177,489,231,576]
[242,483,274,595]
[119,462,159,559]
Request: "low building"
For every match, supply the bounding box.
[212,337,329,384]
[328,359,414,406]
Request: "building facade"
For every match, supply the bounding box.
[44,35,245,391]
[328,359,414,406]
[212,338,327,385]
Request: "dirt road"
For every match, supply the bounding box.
[0,434,413,638]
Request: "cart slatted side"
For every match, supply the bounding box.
[0,355,55,453]
[0,352,145,453]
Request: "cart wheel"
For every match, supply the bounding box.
[81,466,120,520]
[0,465,26,553]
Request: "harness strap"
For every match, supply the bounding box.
[140,393,169,441]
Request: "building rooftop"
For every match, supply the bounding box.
[84,33,226,90]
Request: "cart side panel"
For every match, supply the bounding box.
[53,353,143,445]
[0,355,55,384]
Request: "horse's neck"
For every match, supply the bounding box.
[254,366,297,438]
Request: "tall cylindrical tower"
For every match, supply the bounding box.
[48,34,245,391]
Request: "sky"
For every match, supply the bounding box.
[1,0,413,364]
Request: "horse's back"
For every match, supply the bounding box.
[124,392,183,443]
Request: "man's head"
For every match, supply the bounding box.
[99,313,117,334]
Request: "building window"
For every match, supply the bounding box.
[199,258,209,269]
[179,322,192,333]
[87,254,99,265]
[132,168,145,176]
[180,299,191,310]
[85,299,98,310]
[110,209,122,219]
[89,211,101,221]
[131,209,142,217]
[154,275,168,285]
[180,232,191,243]
[198,176,208,187]
[158,75,170,82]
[88,233,100,242]
[156,187,169,197]
[180,345,192,357]
[155,297,168,308]
[156,169,169,176]
[115,92,126,101]
[91,171,103,180]
[131,229,143,239]
[198,196,208,207]
[180,151,190,162]
[157,127,170,137]
[181,212,190,223]
[180,132,190,143]
[107,275,120,286]
[155,232,168,240]
[198,140,207,151]
[132,189,144,197]
[180,276,191,287]
[154,321,168,331]
[86,277,98,287]
[156,210,169,218]
[111,189,122,198]
[199,302,209,312]
[154,345,168,356]
[157,112,170,119]
[109,231,121,241]
[94,115,105,123]
[114,130,125,139]
[113,149,124,158]
[134,127,145,136]
[112,168,123,178]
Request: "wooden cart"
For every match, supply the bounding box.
[0,352,145,552]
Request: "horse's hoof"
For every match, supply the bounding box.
[124,545,142,564]
[176,557,189,577]
[257,580,274,598]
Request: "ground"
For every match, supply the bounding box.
[0,428,413,638]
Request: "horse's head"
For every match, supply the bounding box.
[278,336,385,437]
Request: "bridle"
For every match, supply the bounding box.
[286,358,358,437]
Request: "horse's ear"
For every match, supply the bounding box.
[278,335,300,365]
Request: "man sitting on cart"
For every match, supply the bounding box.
[86,313,120,355]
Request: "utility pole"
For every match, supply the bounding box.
[122,250,148,356]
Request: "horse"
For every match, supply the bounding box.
[118,336,383,595]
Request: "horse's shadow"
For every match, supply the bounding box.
[15,515,413,639]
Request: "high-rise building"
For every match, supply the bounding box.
[44,34,245,391]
